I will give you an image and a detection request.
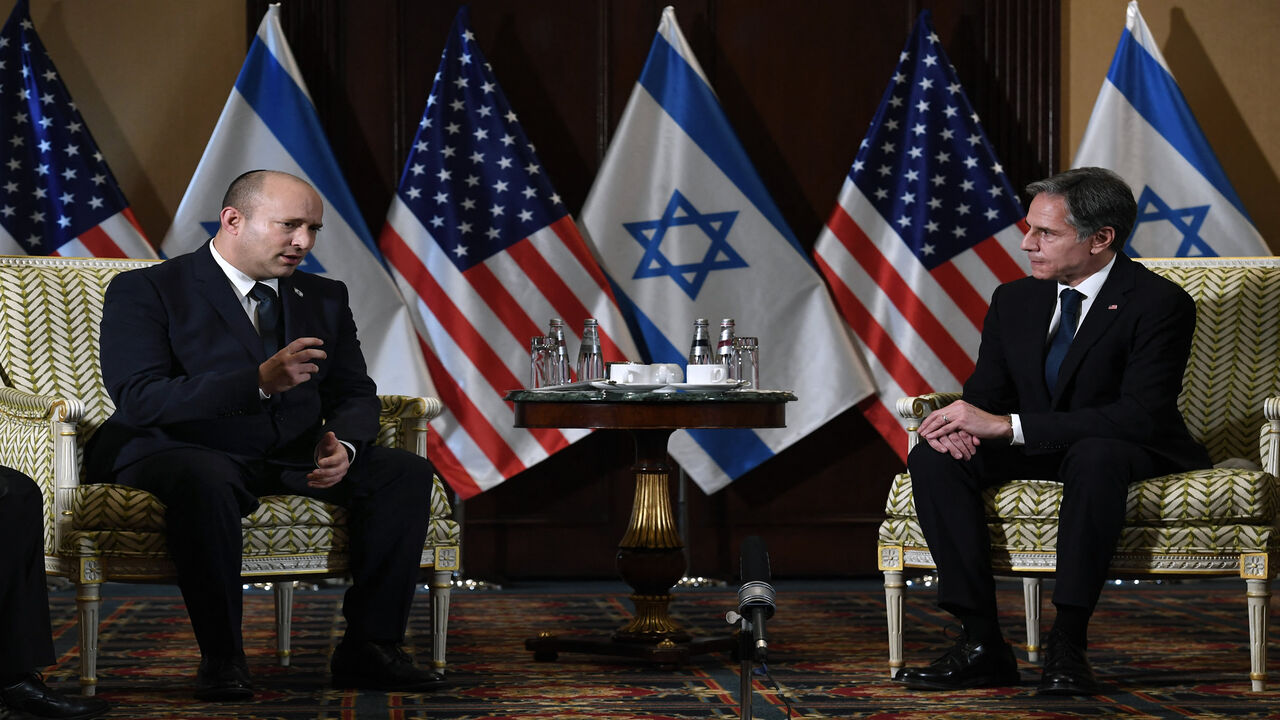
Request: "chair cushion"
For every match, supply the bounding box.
[882,468,1277,526]
[70,484,167,531]
[61,529,170,558]
[879,515,1278,555]
[880,469,1280,557]
[67,476,462,558]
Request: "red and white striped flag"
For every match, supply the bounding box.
[0,0,155,259]
[377,8,640,497]
[813,11,1029,461]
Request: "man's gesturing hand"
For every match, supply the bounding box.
[259,337,326,395]
[308,431,350,489]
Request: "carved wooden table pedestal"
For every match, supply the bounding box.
[508,388,794,665]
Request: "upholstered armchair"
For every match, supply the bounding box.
[878,257,1280,691]
[0,255,460,695]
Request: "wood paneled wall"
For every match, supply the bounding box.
[248,0,1059,580]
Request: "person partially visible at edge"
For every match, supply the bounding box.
[0,466,111,719]
[86,169,445,701]
[895,166,1211,696]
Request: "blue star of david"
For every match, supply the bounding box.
[1128,187,1216,258]
[200,220,326,272]
[623,190,747,300]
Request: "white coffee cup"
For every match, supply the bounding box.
[685,363,728,384]
[609,362,652,384]
[650,362,684,385]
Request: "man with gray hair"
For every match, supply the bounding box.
[895,167,1211,695]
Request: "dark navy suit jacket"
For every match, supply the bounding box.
[87,242,379,477]
[962,251,1211,471]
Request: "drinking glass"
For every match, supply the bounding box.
[529,336,550,388]
[734,337,759,389]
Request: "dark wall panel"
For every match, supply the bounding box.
[247,0,1058,580]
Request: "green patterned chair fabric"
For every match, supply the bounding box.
[0,256,460,695]
[876,257,1280,692]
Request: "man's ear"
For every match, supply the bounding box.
[1089,226,1116,254]
[219,206,244,235]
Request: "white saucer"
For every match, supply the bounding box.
[590,381,668,393]
[528,380,598,392]
[666,381,747,393]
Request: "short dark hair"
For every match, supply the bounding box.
[1025,167,1137,247]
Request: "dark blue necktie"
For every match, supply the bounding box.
[249,282,282,357]
[1044,288,1083,390]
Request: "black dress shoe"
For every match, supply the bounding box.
[896,632,1020,690]
[1038,630,1100,696]
[331,640,447,691]
[194,655,254,702]
[0,673,109,720]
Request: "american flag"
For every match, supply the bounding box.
[0,0,154,258]
[813,11,1029,461]
[378,8,639,497]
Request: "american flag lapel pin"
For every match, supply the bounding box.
[1108,304,1118,310]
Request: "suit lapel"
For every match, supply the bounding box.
[278,276,306,347]
[192,242,266,359]
[1050,253,1136,400]
[1017,281,1058,403]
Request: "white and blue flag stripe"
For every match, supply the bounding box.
[1073,1,1267,257]
[580,6,874,493]
[163,5,433,397]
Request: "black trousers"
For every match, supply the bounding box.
[0,467,56,676]
[110,446,435,659]
[907,437,1171,620]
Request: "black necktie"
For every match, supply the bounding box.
[249,282,282,357]
[1044,288,1083,390]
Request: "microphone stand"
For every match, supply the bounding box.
[726,610,755,720]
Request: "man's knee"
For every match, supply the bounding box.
[355,447,435,505]
[908,440,946,476]
[2,467,41,508]
[123,451,254,517]
[0,467,43,528]
[907,440,964,494]
[1059,438,1146,484]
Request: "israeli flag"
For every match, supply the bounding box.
[1073,1,1268,257]
[163,4,433,397]
[579,6,874,494]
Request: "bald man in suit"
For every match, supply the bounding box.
[87,170,444,701]
[896,167,1211,695]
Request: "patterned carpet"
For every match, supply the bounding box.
[41,578,1278,719]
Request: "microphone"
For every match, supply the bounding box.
[737,535,775,662]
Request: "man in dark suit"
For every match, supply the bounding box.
[896,167,1211,695]
[87,170,444,701]
[0,467,110,719]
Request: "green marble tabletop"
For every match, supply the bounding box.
[505,384,796,403]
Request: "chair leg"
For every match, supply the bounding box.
[1022,577,1042,662]
[77,581,101,696]
[274,582,295,667]
[429,569,452,673]
[1247,577,1271,691]
[884,570,904,678]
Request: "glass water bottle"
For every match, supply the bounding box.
[547,318,571,385]
[688,318,712,365]
[576,318,604,381]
